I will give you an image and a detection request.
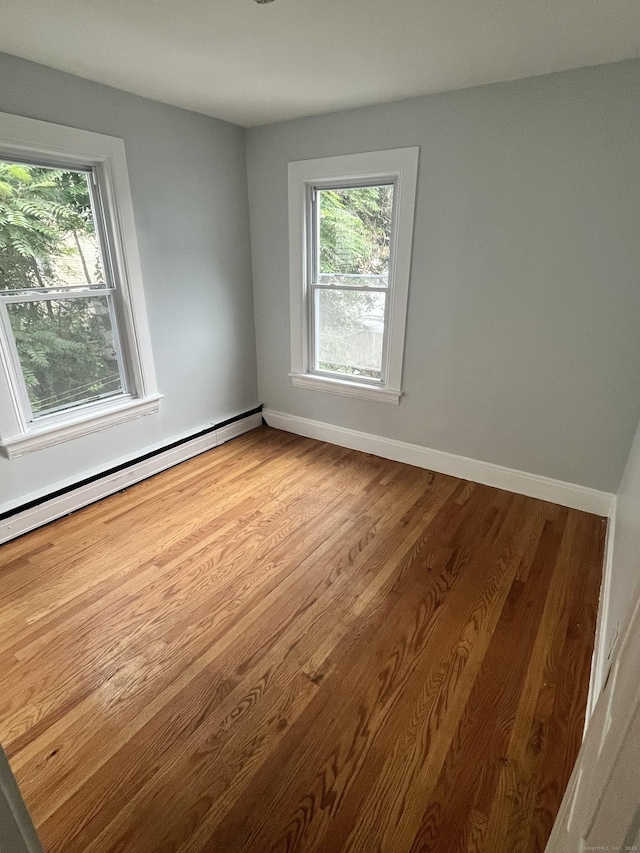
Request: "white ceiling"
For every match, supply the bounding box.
[2,0,639,127]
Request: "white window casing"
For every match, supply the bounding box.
[0,111,161,457]
[288,147,419,404]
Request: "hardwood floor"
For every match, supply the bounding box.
[0,426,605,853]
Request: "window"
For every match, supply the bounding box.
[0,112,160,457]
[288,148,419,404]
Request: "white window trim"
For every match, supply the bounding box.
[0,111,161,458]
[288,147,419,404]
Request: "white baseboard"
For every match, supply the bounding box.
[263,408,616,517]
[0,412,263,545]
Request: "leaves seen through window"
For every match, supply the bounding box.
[0,160,124,417]
[314,184,393,380]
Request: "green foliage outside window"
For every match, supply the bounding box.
[0,161,121,415]
[316,185,392,378]
[319,184,392,277]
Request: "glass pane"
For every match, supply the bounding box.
[315,288,385,379]
[0,160,106,292]
[318,184,393,288]
[7,296,124,417]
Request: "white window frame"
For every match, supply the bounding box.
[0,111,161,458]
[288,147,419,405]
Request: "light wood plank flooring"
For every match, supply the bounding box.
[0,426,605,852]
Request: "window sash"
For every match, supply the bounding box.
[0,290,129,423]
[309,284,389,384]
[317,274,388,288]
[310,366,385,387]
[0,155,133,425]
[310,183,395,287]
[0,286,112,303]
[308,184,394,384]
[310,283,388,294]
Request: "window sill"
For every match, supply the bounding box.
[0,393,163,458]
[290,372,401,404]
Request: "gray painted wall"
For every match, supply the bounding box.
[1,55,638,507]
[247,60,640,492]
[0,52,258,511]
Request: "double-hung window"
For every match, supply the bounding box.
[288,148,419,404]
[0,111,160,457]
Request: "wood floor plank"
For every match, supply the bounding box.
[525,512,604,852]
[49,471,457,853]
[315,495,540,853]
[1,445,386,747]
[407,509,569,853]
[12,462,432,830]
[0,426,604,853]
